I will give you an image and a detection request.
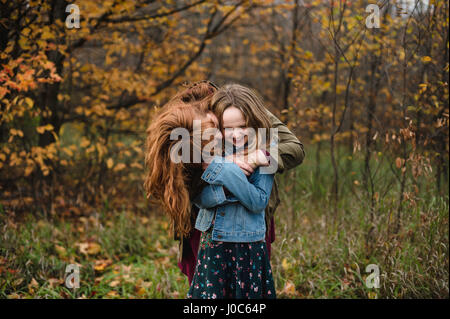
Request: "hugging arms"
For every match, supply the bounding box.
[193,156,275,214]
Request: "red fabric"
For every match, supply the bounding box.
[178,217,276,285]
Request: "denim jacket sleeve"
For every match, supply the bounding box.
[192,184,227,209]
[192,184,240,209]
[199,156,275,213]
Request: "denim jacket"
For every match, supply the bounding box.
[192,156,275,243]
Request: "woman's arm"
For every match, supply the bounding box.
[200,156,275,213]
[265,109,305,173]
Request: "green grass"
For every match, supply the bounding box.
[0,211,189,298]
[272,147,449,298]
[0,145,448,299]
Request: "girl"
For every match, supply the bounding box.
[187,84,277,299]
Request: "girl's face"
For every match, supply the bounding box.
[222,106,248,148]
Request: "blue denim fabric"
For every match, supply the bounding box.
[193,156,275,242]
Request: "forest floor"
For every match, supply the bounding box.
[1,157,448,299]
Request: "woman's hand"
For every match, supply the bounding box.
[248,149,270,167]
[226,155,255,176]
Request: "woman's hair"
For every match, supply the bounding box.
[210,83,272,152]
[169,80,218,112]
[143,100,216,237]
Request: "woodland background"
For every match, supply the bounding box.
[0,0,448,298]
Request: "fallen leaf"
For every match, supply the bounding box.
[136,287,146,296]
[281,258,291,271]
[54,244,67,258]
[106,291,119,298]
[94,259,112,272]
[29,278,39,288]
[280,281,296,296]
[48,278,62,288]
[368,291,378,299]
[13,278,24,287]
[76,242,101,255]
[94,276,104,284]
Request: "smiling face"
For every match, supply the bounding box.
[210,84,273,154]
[222,106,248,148]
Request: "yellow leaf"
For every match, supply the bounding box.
[54,244,67,258]
[94,259,111,272]
[41,27,53,40]
[113,163,126,172]
[24,97,33,108]
[281,258,291,271]
[36,124,54,134]
[368,291,378,299]
[63,148,73,157]
[106,158,114,169]
[136,287,146,296]
[106,291,119,297]
[77,242,101,255]
[421,56,432,63]
[10,128,23,137]
[87,243,101,255]
[80,137,91,148]
[18,36,29,50]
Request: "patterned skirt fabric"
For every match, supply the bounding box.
[187,225,276,299]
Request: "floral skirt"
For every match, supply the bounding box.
[187,227,276,299]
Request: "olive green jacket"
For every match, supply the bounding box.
[176,109,305,261]
[263,109,305,223]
